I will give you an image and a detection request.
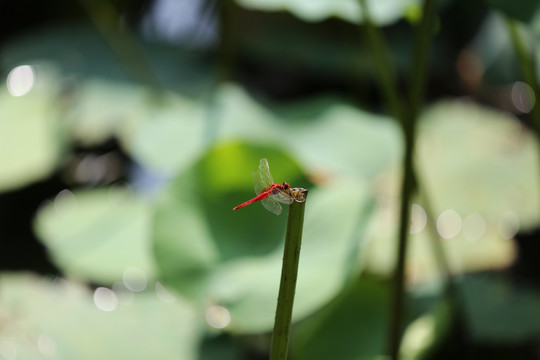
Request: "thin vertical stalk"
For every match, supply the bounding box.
[389,1,437,359]
[270,189,308,360]
[389,111,415,360]
[359,0,437,359]
[358,0,403,121]
[217,0,236,82]
[408,0,437,119]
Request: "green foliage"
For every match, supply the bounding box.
[235,0,421,25]
[34,187,156,283]
[417,101,540,229]
[153,142,374,332]
[0,273,200,360]
[400,298,453,360]
[14,69,539,356]
[2,2,540,358]
[0,67,65,192]
[291,277,389,360]
[461,275,540,342]
[7,65,539,357]
[485,0,540,23]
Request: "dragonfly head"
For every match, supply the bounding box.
[282,182,290,190]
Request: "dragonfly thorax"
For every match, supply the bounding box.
[282,182,290,190]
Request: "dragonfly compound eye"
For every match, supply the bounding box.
[282,182,290,189]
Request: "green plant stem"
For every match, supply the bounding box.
[389,114,415,360]
[408,0,437,119]
[218,0,236,81]
[270,192,308,360]
[389,2,437,359]
[359,0,437,359]
[358,0,402,121]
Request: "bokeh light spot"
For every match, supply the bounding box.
[37,334,57,357]
[462,212,486,242]
[511,81,535,114]
[498,211,520,239]
[54,189,77,218]
[436,209,462,239]
[410,203,427,234]
[93,287,118,312]
[123,266,147,292]
[74,155,108,186]
[205,305,231,329]
[155,282,176,303]
[7,65,35,96]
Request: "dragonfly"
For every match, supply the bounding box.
[233,158,294,216]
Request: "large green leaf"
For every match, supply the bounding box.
[235,0,420,25]
[461,274,540,343]
[291,278,452,360]
[34,187,156,283]
[152,144,305,301]
[290,276,389,360]
[72,80,210,174]
[69,79,148,146]
[417,100,540,230]
[2,22,213,174]
[284,100,401,178]
[218,84,402,179]
[0,273,200,360]
[152,178,219,299]
[127,95,208,174]
[73,82,401,181]
[0,65,65,192]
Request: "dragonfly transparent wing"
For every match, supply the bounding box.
[252,158,288,215]
[253,169,266,195]
[274,188,294,205]
[261,197,282,216]
[259,158,274,187]
[253,158,274,195]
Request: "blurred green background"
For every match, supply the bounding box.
[2,0,540,359]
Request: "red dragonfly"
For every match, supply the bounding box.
[233,158,294,215]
